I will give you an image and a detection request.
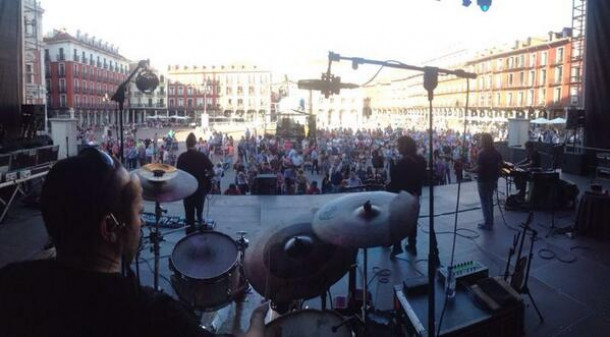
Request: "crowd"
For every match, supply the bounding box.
[203,124,508,196]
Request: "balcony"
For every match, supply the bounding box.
[73,55,79,62]
[56,54,65,61]
[59,86,67,93]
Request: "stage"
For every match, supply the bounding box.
[1,174,610,336]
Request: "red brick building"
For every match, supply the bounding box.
[44,29,130,127]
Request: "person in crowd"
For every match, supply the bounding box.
[224,183,242,195]
[236,166,249,195]
[310,147,320,175]
[306,181,321,194]
[0,148,266,337]
[213,162,224,194]
[177,133,215,234]
[296,169,309,194]
[388,136,426,257]
[466,133,503,230]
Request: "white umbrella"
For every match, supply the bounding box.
[549,117,566,124]
[530,117,550,124]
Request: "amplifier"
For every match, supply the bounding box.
[597,152,610,168]
[438,260,489,285]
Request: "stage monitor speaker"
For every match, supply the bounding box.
[566,109,585,130]
[530,172,560,210]
[254,174,276,195]
[562,152,588,175]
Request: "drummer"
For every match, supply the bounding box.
[0,148,266,337]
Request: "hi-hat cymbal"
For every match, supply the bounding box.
[244,221,357,303]
[312,191,419,248]
[136,167,197,202]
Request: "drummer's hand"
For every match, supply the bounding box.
[234,303,268,337]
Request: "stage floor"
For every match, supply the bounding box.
[1,175,610,336]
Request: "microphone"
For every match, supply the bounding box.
[298,74,359,98]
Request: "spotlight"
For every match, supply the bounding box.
[462,0,472,7]
[477,0,492,11]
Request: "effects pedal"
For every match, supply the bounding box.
[438,260,488,285]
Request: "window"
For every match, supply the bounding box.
[74,79,79,92]
[59,78,66,92]
[556,48,564,63]
[26,64,33,83]
[519,72,524,85]
[177,86,184,95]
[74,95,80,107]
[178,98,184,107]
[570,66,580,82]
[507,93,513,106]
[508,73,514,86]
[555,66,563,84]
[169,99,175,107]
[529,71,535,86]
[518,92,524,106]
[541,52,547,66]
[530,53,537,67]
[497,58,503,70]
[46,79,51,92]
[507,57,513,69]
[237,98,244,106]
[187,87,193,96]
[527,90,534,106]
[540,69,547,85]
[169,86,175,95]
[554,87,562,103]
[495,75,501,89]
[82,51,86,63]
[538,88,546,105]
[59,63,65,76]
[60,94,67,107]
[196,98,204,107]
[570,87,579,105]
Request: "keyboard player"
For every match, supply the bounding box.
[513,141,541,201]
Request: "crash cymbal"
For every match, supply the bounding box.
[312,191,419,248]
[244,221,357,303]
[136,167,197,202]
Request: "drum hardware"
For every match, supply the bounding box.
[264,309,353,337]
[136,164,198,291]
[312,191,420,328]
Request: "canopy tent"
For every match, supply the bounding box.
[530,117,550,124]
[549,117,566,124]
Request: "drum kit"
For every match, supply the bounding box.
[135,163,420,336]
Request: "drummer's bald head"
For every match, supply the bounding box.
[40,149,140,256]
[186,133,197,149]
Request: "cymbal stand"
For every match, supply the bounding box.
[150,201,167,291]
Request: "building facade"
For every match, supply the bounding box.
[22,0,45,105]
[365,28,584,129]
[166,64,272,123]
[127,63,167,125]
[44,29,130,127]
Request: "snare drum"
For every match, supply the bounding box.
[169,231,243,310]
[265,309,352,337]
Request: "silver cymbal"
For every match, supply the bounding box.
[312,191,419,248]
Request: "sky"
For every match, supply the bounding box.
[42,0,574,82]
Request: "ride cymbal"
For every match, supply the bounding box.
[312,191,419,248]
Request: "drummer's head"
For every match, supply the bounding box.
[397,136,416,156]
[186,132,197,149]
[41,148,142,270]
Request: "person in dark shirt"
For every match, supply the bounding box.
[514,141,541,200]
[0,148,267,337]
[177,133,215,233]
[387,136,426,256]
[467,133,503,230]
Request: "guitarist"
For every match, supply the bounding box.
[177,133,214,234]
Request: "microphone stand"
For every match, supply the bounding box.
[111,60,149,164]
[327,52,476,337]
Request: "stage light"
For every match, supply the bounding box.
[462,0,472,7]
[477,0,492,11]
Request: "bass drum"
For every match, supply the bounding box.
[265,309,352,337]
[169,231,244,311]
